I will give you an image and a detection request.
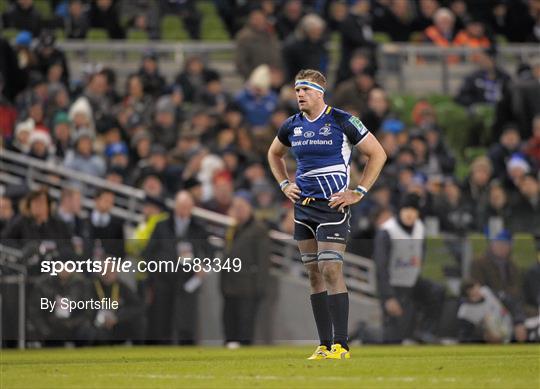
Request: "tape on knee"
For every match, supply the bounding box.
[301,253,318,264]
[317,250,344,262]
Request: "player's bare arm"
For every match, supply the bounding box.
[268,137,301,202]
[329,133,387,212]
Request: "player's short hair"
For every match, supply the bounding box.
[294,69,327,90]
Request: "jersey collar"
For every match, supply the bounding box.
[303,104,328,123]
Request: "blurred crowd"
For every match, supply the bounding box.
[0,0,539,347]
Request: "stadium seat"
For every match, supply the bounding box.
[88,29,109,41]
[127,29,149,41]
[373,32,391,44]
[161,15,188,41]
[1,28,19,41]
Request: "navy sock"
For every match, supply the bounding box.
[310,291,333,349]
[328,292,349,350]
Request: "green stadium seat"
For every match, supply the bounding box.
[127,29,149,41]
[1,28,19,41]
[373,32,391,44]
[161,15,188,41]
[88,28,108,41]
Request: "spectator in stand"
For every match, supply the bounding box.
[160,0,201,40]
[462,156,493,223]
[470,230,527,343]
[174,55,215,104]
[504,153,531,196]
[2,0,42,36]
[200,70,230,115]
[361,88,392,134]
[150,95,178,150]
[488,125,522,182]
[453,17,492,51]
[424,126,456,175]
[0,74,18,139]
[448,0,470,32]
[1,188,72,250]
[81,71,113,133]
[63,0,90,40]
[56,185,91,257]
[509,173,540,235]
[332,69,376,114]
[213,0,253,39]
[13,31,38,84]
[510,56,540,139]
[27,129,53,161]
[485,0,535,43]
[455,48,511,108]
[34,30,70,87]
[282,14,328,82]
[527,9,540,43]
[88,189,125,260]
[275,0,304,41]
[89,0,125,40]
[122,0,161,40]
[524,115,540,169]
[478,181,511,232]
[457,280,514,343]
[50,112,71,159]
[411,0,440,33]
[63,130,106,177]
[373,0,413,42]
[0,194,15,233]
[235,65,278,128]
[122,74,154,123]
[433,177,475,263]
[203,170,234,215]
[6,118,34,154]
[423,8,458,63]
[337,0,376,85]
[137,52,166,99]
[0,36,26,102]
[235,8,282,80]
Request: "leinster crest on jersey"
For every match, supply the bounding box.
[319,125,332,136]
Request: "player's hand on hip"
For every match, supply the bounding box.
[329,190,363,212]
[283,182,301,202]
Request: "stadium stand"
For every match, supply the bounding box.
[1,0,539,347]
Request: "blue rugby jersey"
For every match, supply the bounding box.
[277,105,370,199]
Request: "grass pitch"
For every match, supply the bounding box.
[1,344,538,388]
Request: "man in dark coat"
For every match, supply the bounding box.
[88,189,125,260]
[220,191,271,346]
[282,14,329,82]
[143,190,210,344]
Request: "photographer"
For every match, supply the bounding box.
[85,267,145,345]
[373,193,445,344]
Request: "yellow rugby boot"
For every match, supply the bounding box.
[307,345,329,360]
[325,343,351,359]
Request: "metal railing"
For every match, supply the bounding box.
[0,149,377,297]
[378,43,540,94]
[5,35,538,93]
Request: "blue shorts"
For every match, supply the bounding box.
[293,198,351,243]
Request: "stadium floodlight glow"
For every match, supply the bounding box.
[294,79,325,94]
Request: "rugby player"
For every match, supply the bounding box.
[268,69,386,359]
